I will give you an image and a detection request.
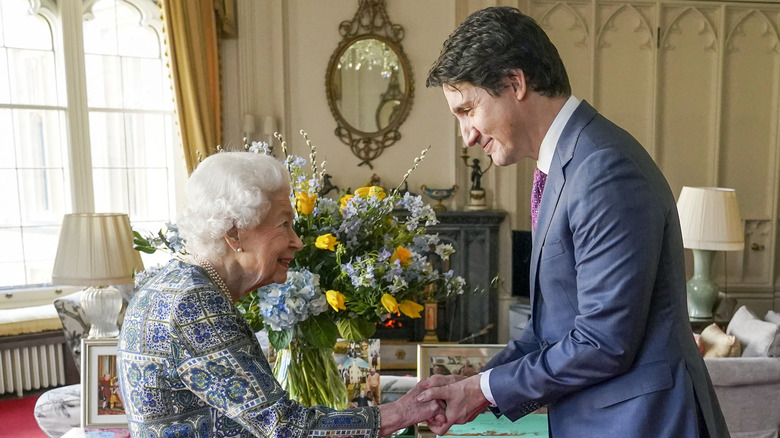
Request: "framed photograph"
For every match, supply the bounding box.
[417,344,506,380]
[81,338,127,427]
[334,339,381,407]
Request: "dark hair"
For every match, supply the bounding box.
[426,6,571,97]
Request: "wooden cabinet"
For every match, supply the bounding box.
[374,211,506,344]
[428,211,507,344]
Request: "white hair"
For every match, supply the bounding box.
[178,152,290,257]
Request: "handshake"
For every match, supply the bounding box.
[378,374,490,437]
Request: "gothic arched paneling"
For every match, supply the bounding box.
[595,3,657,152]
[657,5,719,198]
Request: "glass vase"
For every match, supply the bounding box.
[273,339,348,409]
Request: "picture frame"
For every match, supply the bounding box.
[334,339,382,407]
[81,338,127,427]
[417,344,506,380]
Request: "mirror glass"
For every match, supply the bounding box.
[325,0,413,167]
[332,38,405,133]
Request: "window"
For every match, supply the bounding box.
[0,0,180,299]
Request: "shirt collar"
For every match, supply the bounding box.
[536,95,580,174]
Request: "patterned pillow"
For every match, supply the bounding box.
[53,290,128,372]
[33,384,81,437]
[53,291,89,372]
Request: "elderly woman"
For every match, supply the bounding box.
[117,152,440,437]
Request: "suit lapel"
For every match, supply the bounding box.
[529,101,598,298]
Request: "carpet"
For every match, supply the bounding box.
[0,394,49,437]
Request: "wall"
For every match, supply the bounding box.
[221,0,780,342]
[221,0,527,343]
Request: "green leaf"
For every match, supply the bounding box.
[300,314,339,348]
[336,318,376,342]
[269,329,293,351]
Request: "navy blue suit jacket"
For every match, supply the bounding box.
[484,101,729,437]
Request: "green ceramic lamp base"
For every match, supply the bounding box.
[686,249,719,320]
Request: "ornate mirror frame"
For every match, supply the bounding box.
[325,0,414,168]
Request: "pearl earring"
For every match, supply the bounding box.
[237,247,243,252]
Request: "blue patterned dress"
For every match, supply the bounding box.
[118,259,380,438]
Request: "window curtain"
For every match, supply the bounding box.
[161,0,236,174]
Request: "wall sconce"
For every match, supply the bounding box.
[263,116,277,149]
[242,114,255,149]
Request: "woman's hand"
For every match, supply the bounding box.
[378,380,446,436]
[416,374,489,436]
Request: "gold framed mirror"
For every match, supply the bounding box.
[325,0,414,168]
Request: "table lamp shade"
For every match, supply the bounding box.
[677,187,744,251]
[52,213,143,286]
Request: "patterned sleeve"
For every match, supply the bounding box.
[171,287,381,438]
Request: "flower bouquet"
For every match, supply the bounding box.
[134,132,469,409]
[236,131,467,408]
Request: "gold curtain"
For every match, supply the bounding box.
[161,0,234,174]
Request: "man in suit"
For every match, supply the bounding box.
[418,6,729,437]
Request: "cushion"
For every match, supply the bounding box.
[33,384,81,437]
[765,310,780,326]
[379,375,416,403]
[0,303,62,336]
[697,323,741,358]
[53,290,128,372]
[727,306,780,357]
[53,291,90,372]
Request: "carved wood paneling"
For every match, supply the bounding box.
[523,0,780,312]
[657,5,719,197]
[531,2,593,100]
[595,3,656,150]
[742,219,772,284]
[721,7,780,220]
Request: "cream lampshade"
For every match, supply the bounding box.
[677,187,744,320]
[52,213,143,338]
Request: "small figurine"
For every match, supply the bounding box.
[366,173,382,187]
[469,158,487,191]
[319,173,340,197]
[461,153,493,210]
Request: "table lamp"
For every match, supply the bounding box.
[52,213,143,338]
[676,187,744,320]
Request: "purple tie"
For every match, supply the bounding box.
[531,168,547,231]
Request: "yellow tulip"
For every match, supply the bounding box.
[390,246,412,266]
[398,300,424,318]
[315,233,340,251]
[296,192,317,215]
[326,290,347,311]
[381,293,399,313]
[355,185,386,200]
[340,194,355,212]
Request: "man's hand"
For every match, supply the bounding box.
[378,380,446,436]
[417,374,490,436]
[422,374,466,387]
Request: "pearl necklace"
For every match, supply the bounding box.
[193,254,233,300]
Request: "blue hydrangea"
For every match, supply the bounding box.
[255,270,328,331]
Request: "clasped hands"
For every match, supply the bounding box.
[382,374,489,437]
